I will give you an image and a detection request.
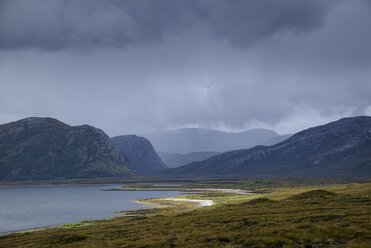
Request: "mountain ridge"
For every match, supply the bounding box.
[169,116,371,178]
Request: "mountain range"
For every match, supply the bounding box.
[1,116,370,180]
[169,117,371,178]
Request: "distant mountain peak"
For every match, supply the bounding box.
[144,127,279,153]
[3,117,69,128]
[156,127,278,135]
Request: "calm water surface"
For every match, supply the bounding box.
[0,184,180,233]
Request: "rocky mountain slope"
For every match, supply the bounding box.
[0,117,132,181]
[170,117,371,178]
[159,151,220,168]
[111,135,166,174]
[144,128,278,153]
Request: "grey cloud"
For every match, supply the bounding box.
[0,0,339,50]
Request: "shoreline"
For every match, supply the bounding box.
[0,182,128,188]
[0,188,216,236]
[1,182,370,247]
[133,196,215,210]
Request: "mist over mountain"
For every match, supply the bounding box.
[263,134,293,146]
[169,117,371,178]
[159,151,220,168]
[144,128,278,154]
[0,117,132,181]
[111,135,166,174]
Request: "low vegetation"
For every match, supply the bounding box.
[1,182,370,247]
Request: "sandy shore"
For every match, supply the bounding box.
[163,197,214,207]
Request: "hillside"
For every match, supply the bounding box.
[111,135,166,174]
[0,117,132,181]
[144,128,278,153]
[170,117,371,178]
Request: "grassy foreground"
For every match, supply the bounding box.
[0,182,370,247]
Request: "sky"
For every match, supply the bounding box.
[1,0,371,136]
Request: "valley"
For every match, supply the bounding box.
[0,116,370,247]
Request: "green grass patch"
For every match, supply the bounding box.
[58,222,91,229]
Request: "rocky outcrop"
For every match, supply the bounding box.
[0,117,132,181]
[111,135,166,174]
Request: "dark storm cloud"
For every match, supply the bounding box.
[0,0,370,135]
[198,0,338,47]
[0,0,339,50]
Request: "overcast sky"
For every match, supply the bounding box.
[1,0,371,136]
